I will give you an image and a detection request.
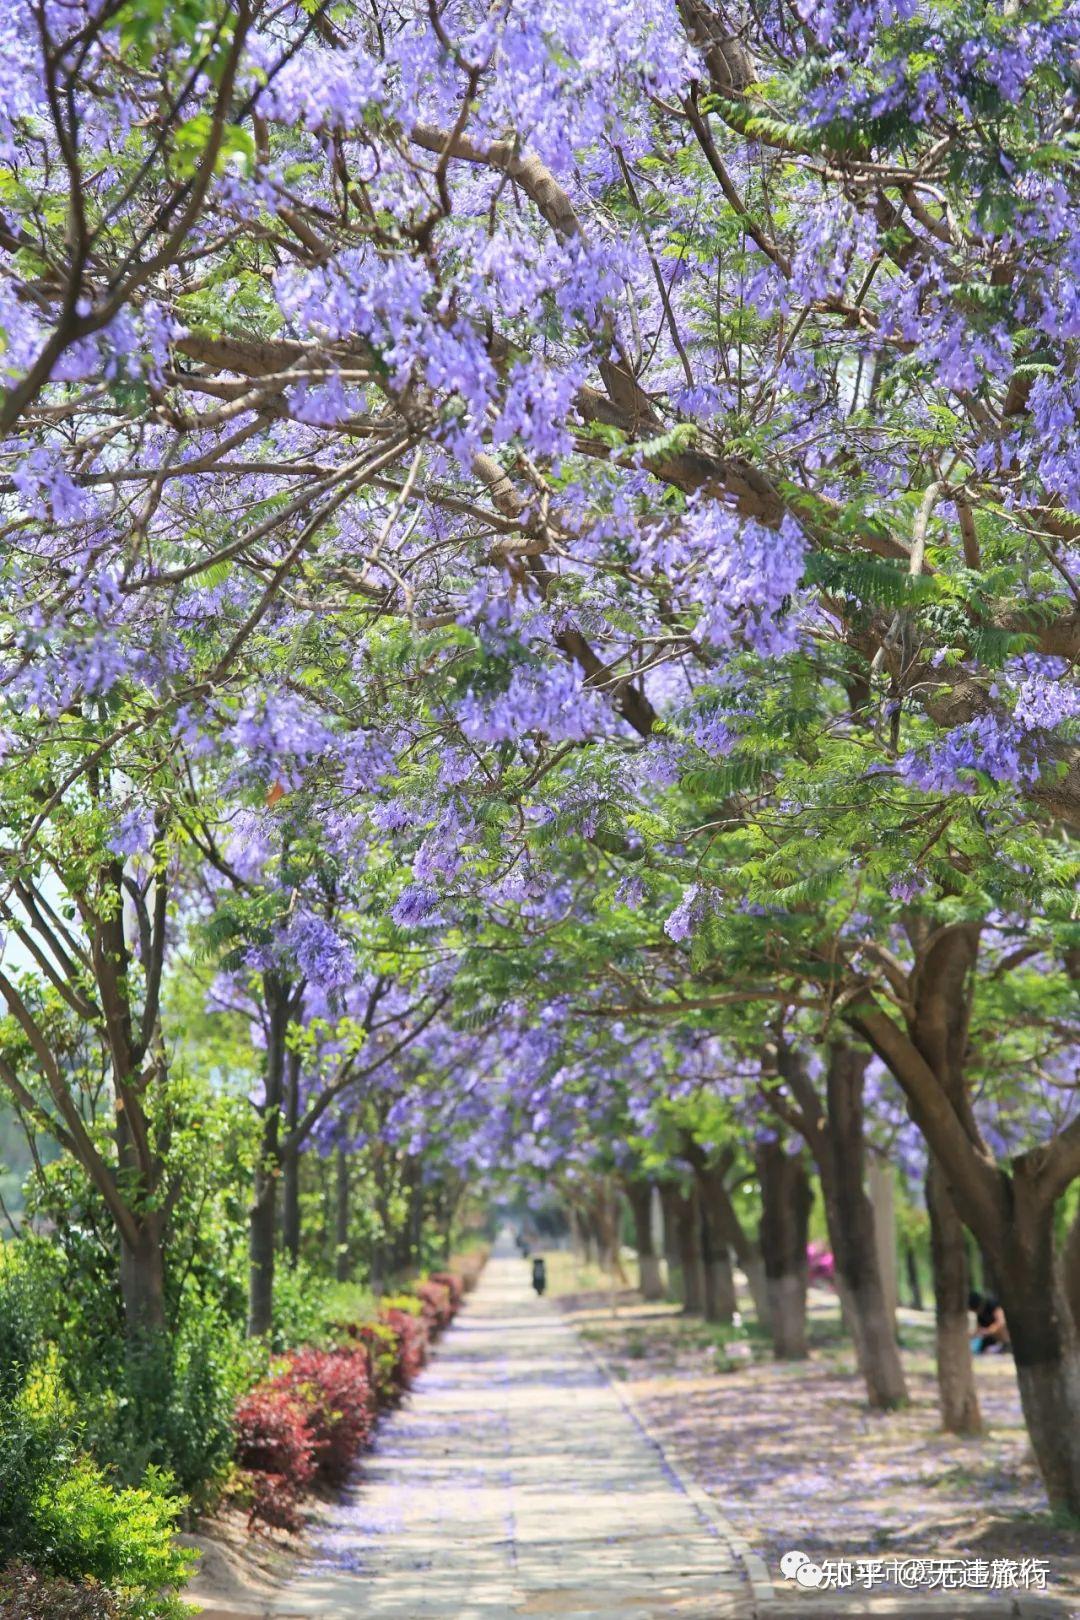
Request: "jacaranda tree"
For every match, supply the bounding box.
[0,0,1077,1511]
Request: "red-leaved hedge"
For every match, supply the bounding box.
[348,1319,404,1408]
[233,1386,316,1530]
[270,1348,374,1487]
[411,1277,454,1333]
[235,1262,477,1531]
[379,1305,428,1391]
[429,1271,464,1311]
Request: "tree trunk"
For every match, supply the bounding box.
[594,1181,626,1279]
[248,979,287,1338]
[119,1219,167,1337]
[774,1041,906,1402]
[409,1169,423,1267]
[584,1214,600,1266]
[708,1173,770,1327]
[978,1239,1001,1298]
[995,1169,1080,1515]
[248,1154,277,1339]
[626,1180,664,1300]
[848,923,1080,1508]
[674,1184,705,1314]
[335,1143,351,1283]
[906,1243,924,1312]
[1064,1207,1080,1342]
[868,1156,899,1320]
[696,1167,736,1323]
[281,1049,301,1265]
[823,1048,907,1408]
[926,1156,981,1435]
[114,1100,167,1339]
[757,1141,810,1359]
[282,1145,300,1268]
[659,1183,684,1303]
[705,1248,737,1324]
[1012,1338,1080,1518]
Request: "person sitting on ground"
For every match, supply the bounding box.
[969,1289,1010,1353]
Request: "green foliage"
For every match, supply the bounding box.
[78,1312,255,1506]
[269,1260,335,1354]
[31,1462,193,1620]
[320,1281,379,1331]
[1,1204,251,1507]
[0,1367,192,1619]
[379,1291,423,1317]
[0,1375,65,1568]
[0,1244,42,1402]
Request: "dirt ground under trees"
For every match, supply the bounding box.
[547,1253,1080,1617]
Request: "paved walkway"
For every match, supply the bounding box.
[269,1250,754,1619]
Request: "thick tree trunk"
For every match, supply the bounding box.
[926,1157,981,1435]
[1013,1345,1080,1517]
[674,1183,705,1314]
[994,1171,1080,1515]
[704,1249,737,1323]
[594,1181,626,1280]
[626,1180,665,1300]
[745,1254,770,1328]
[868,1157,899,1319]
[978,1240,1000,1298]
[114,1105,167,1339]
[848,924,1080,1508]
[696,1167,736,1323]
[119,1219,167,1337]
[774,1041,905,1403]
[823,1048,907,1409]
[1064,1208,1080,1341]
[902,930,982,1436]
[335,1144,351,1283]
[757,1142,811,1359]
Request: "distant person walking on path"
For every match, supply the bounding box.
[532,1256,547,1296]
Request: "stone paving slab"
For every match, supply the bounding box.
[266,1252,754,1619]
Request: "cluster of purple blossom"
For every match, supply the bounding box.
[898,715,1039,795]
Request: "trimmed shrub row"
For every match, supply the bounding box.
[234,1266,476,1531]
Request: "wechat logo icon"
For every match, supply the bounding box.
[780,1551,826,1589]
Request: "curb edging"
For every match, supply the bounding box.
[577,1329,776,1618]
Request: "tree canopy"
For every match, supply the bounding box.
[0,0,1078,1517]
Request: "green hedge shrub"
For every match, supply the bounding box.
[32,1461,193,1619]
[77,1308,254,1506]
[0,1369,193,1618]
